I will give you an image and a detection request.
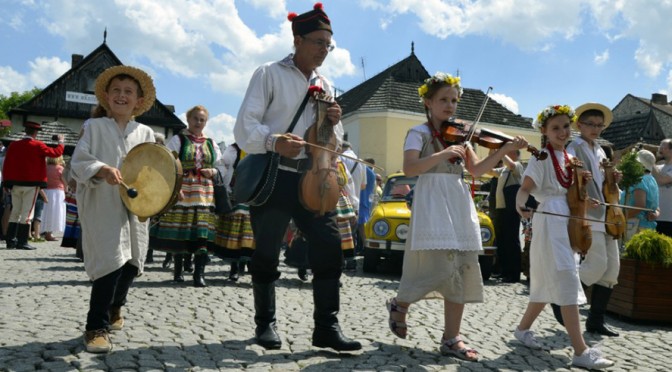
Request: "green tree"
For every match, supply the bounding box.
[0,88,42,119]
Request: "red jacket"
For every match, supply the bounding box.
[2,137,64,188]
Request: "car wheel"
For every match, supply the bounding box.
[363,249,380,273]
[479,255,494,281]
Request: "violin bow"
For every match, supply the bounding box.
[464,86,494,144]
[589,198,655,213]
[521,208,622,226]
[277,134,384,171]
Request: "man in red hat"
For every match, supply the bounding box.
[2,121,64,250]
[234,2,361,352]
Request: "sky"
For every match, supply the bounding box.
[2,0,672,145]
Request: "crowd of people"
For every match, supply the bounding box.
[2,3,672,370]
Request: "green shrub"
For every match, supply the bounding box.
[624,229,672,267]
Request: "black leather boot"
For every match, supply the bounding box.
[550,303,564,326]
[184,254,193,273]
[586,285,619,337]
[229,261,239,282]
[253,281,282,349]
[312,279,361,351]
[173,254,184,282]
[16,224,36,250]
[192,254,207,287]
[5,222,18,249]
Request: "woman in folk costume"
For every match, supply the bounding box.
[213,142,255,282]
[335,158,357,271]
[385,72,528,362]
[149,105,223,287]
[512,105,614,370]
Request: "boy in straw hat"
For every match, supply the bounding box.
[70,65,156,353]
[550,103,623,337]
[234,2,361,351]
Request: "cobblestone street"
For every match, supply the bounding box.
[1,240,670,371]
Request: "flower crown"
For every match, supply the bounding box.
[418,72,463,100]
[533,105,577,129]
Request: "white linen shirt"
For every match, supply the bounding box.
[71,117,154,281]
[234,54,344,159]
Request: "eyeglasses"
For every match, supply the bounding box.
[301,36,335,52]
[579,121,606,130]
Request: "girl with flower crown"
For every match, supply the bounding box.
[512,105,614,370]
[385,72,528,362]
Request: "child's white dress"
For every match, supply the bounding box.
[525,149,586,306]
[396,124,483,304]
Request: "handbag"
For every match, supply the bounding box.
[232,91,311,206]
[212,168,233,214]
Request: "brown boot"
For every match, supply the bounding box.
[109,306,124,331]
[84,329,112,353]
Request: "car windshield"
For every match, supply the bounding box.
[382,176,417,201]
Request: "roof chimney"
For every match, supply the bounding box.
[164,105,175,113]
[651,93,668,105]
[71,54,83,67]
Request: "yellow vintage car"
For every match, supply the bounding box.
[363,172,497,280]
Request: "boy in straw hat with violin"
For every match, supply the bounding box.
[550,103,622,337]
[70,65,156,353]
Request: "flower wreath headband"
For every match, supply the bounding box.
[533,104,577,129]
[418,72,463,101]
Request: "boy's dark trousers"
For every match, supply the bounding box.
[86,262,138,331]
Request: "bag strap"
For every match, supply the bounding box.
[349,161,359,174]
[286,92,311,135]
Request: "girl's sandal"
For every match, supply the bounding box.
[440,335,479,362]
[385,297,408,339]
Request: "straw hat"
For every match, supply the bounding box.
[573,103,613,131]
[94,65,156,117]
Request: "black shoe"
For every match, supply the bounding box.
[184,254,194,273]
[586,285,619,337]
[253,282,282,349]
[193,254,207,288]
[312,279,361,352]
[586,321,619,337]
[256,324,282,349]
[229,263,240,282]
[298,268,309,281]
[16,224,36,250]
[162,253,173,269]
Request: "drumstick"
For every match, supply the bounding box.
[120,182,138,198]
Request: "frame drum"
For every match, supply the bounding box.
[119,143,182,221]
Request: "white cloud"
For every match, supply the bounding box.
[0,56,69,95]
[635,46,662,78]
[246,0,287,18]
[376,0,584,50]
[0,66,29,95]
[28,57,71,87]
[594,49,609,65]
[489,93,519,115]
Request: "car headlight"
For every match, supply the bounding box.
[480,226,493,243]
[373,220,390,237]
[395,224,409,240]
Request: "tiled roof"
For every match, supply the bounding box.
[628,95,672,136]
[2,121,79,150]
[337,52,532,128]
[600,111,661,150]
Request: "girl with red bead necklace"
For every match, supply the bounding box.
[512,105,614,370]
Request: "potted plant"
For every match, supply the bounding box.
[607,229,672,323]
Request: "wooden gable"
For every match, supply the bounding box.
[8,42,185,132]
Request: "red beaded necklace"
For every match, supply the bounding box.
[547,143,573,188]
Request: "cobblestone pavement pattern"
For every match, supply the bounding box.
[1,239,671,371]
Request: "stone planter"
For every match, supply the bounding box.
[607,258,672,323]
